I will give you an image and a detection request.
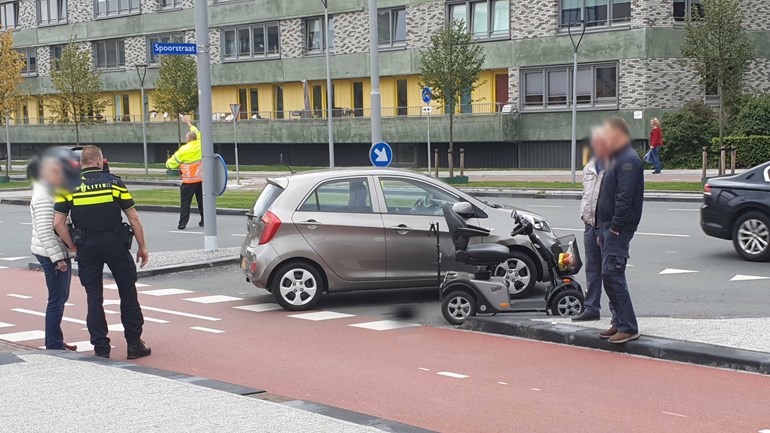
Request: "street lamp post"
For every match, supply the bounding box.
[368,0,382,146]
[568,20,586,184]
[321,0,335,168]
[135,64,149,175]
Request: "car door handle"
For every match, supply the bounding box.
[389,224,413,234]
[298,219,322,229]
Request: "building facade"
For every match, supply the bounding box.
[5,0,770,168]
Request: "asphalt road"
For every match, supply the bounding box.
[140,196,770,323]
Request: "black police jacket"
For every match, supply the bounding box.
[596,145,644,233]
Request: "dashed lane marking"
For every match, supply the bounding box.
[0,330,46,342]
[0,266,7,270]
[190,326,225,334]
[11,308,87,325]
[497,382,509,385]
[184,295,243,304]
[758,429,770,433]
[531,388,542,391]
[436,372,469,379]
[418,368,430,371]
[662,412,689,418]
[234,303,283,313]
[730,274,770,282]
[0,322,14,329]
[0,256,31,261]
[349,320,420,331]
[140,288,194,296]
[528,205,564,208]
[7,294,32,299]
[553,228,689,238]
[230,234,247,237]
[19,222,32,225]
[288,311,355,321]
[105,283,150,290]
[658,268,698,275]
[169,230,203,235]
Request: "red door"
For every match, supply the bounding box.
[495,74,509,112]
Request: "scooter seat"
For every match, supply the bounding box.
[462,243,510,264]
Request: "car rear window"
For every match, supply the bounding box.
[251,183,283,218]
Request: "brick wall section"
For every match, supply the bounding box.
[180,0,194,8]
[124,36,146,67]
[280,19,304,59]
[208,28,221,64]
[743,59,770,95]
[740,0,770,31]
[406,1,444,49]
[512,0,558,39]
[37,46,51,76]
[18,0,36,30]
[619,58,704,110]
[633,0,676,28]
[68,0,93,23]
[507,67,520,109]
[334,11,369,55]
[141,0,160,14]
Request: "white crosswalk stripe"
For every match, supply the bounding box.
[234,303,283,313]
[0,330,46,342]
[7,294,32,299]
[349,320,419,331]
[140,288,194,296]
[0,322,15,329]
[288,311,355,321]
[190,326,225,334]
[183,295,243,304]
[105,283,150,290]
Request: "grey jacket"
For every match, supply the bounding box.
[580,158,604,226]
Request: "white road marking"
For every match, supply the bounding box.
[0,330,46,342]
[658,268,698,275]
[140,288,194,296]
[289,311,355,321]
[104,309,119,314]
[662,411,689,418]
[19,222,32,225]
[11,308,87,325]
[169,230,203,235]
[730,274,770,282]
[234,303,283,313]
[144,317,170,324]
[108,323,124,332]
[68,340,115,353]
[0,322,14,329]
[758,429,770,433]
[349,320,420,331]
[65,303,74,307]
[105,283,150,290]
[7,294,32,299]
[0,266,7,270]
[436,372,469,379]
[184,295,243,304]
[531,388,542,391]
[138,305,221,322]
[669,208,700,212]
[190,326,225,334]
[528,205,564,208]
[230,234,247,237]
[0,256,31,261]
[497,382,509,385]
[418,367,430,371]
[553,228,689,238]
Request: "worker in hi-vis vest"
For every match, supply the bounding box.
[166,115,203,230]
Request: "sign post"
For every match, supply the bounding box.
[230,103,241,185]
[422,87,433,176]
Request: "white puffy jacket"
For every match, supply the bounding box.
[30,183,70,263]
[580,158,604,226]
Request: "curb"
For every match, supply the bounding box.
[462,316,770,374]
[27,256,239,279]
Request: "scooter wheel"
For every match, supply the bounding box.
[441,290,477,326]
[549,289,584,318]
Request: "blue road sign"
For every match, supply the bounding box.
[422,87,433,104]
[214,153,228,196]
[152,43,198,56]
[370,142,393,167]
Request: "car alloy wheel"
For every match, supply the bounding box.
[278,268,318,307]
[737,219,769,256]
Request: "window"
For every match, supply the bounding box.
[705,79,720,104]
[223,23,279,61]
[353,82,364,117]
[249,88,259,118]
[378,8,406,48]
[94,39,126,69]
[312,84,324,117]
[448,0,509,39]
[305,16,334,54]
[560,0,631,28]
[160,0,180,9]
[0,1,19,30]
[396,79,408,116]
[95,0,139,18]
[18,48,37,75]
[673,0,703,21]
[380,178,457,216]
[299,178,373,214]
[37,98,45,124]
[521,63,618,110]
[274,85,284,119]
[147,33,183,64]
[115,94,130,121]
[37,0,66,25]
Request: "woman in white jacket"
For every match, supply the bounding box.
[30,159,76,351]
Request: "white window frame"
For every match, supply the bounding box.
[673,0,703,22]
[159,0,181,9]
[446,0,510,40]
[18,48,37,76]
[93,39,126,70]
[305,16,334,55]
[37,0,67,25]
[147,33,184,64]
[221,22,280,61]
[559,0,632,29]
[0,1,19,30]
[377,7,407,49]
[520,63,619,111]
[94,0,139,18]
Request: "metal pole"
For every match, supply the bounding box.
[324,3,335,168]
[369,0,382,146]
[570,50,578,183]
[427,111,431,176]
[5,116,11,177]
[233,119,240,184]
[195,0,217,251]
[140,86,148,175]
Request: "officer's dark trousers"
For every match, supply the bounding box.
[179,182,203,228]
[598,226,638,335]
[77,232,144,355]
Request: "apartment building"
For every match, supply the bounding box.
[5,0,770,167]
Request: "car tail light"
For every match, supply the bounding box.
[258,211,281,245]
[704,183,712,196]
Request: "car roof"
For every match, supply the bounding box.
[268,167,431,186]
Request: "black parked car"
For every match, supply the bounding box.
[701,161,770,261]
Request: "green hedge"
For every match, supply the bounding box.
[711,136,770,168]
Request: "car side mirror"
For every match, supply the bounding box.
[452,202,475,218]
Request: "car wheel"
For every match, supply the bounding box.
[732,211,770,262]
[441,290,477,326]
[548,289,584,318]
[494,251,536,299]
[271,262,325,311]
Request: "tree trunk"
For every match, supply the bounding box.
[448,105,454,178]
[75,121,80,146]
[718,82,725,176]
[177,117,182,148]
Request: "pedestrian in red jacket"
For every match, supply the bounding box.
[649,118,663,174]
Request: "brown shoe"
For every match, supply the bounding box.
[598,326,617,339]
[63,343,78,351]
[609,332,640,344]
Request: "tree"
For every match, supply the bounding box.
[681,0,754,154]
[661,101,719,168]
[733,95,770,136]
[150,55,198,147]
[419,20,485,177]
[0,30,27,177]
[49,38,109,146]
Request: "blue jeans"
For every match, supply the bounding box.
[597,227,638,334]
[35,255,72,350]
[651,146,662,173]
[583,224,612,318]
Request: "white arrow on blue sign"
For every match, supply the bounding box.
[422,87,433,104]
[369,142,393,167]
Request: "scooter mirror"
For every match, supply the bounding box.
[452,202,475,218]
[511,210,519,221]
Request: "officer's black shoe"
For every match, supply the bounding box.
[198,220,204,227]
[127,340,152,360]
[571,311,600,322]
[177,224,186,230]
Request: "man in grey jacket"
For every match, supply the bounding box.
[573,128,612,322]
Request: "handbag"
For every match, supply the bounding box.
[643,149,654,164]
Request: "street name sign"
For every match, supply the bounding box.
[152,43,198,56]
[370,142,393,167]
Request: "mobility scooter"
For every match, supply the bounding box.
[439,202,585,325]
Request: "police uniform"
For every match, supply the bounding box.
[54,168,144,357]
[166,125,203,229]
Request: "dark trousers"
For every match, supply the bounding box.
[77,232,144,355]
[651,146,662,173]
[598,226,638,334]
[34,255,72,350]
[179,182,203,228]
[583,224,611,318]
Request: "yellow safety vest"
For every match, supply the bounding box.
[166,126,203,184]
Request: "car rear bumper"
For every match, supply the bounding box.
[700,204,731,240]
[241,243,282,290]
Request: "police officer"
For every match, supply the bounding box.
[595,117,644,344]
[53,145,151,359]
[166,115,203,230]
